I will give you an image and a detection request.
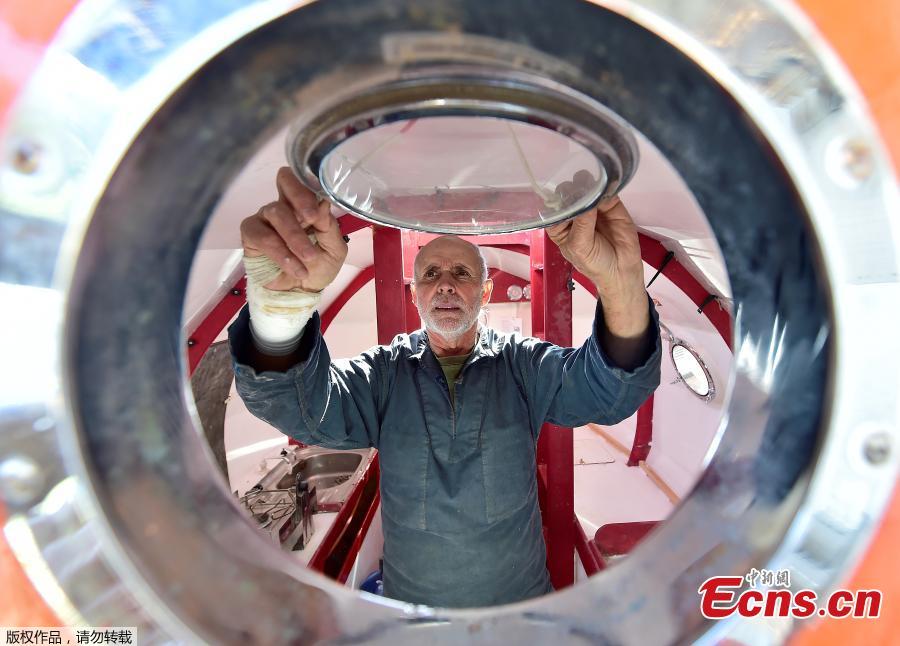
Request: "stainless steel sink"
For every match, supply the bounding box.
[267,446,372,513]
[241,445,375,549]
[276,451,363,492]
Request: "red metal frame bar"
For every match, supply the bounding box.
[338,214,372,237]
[628,394,654,466]
[528,231,545,340]
[592,521,660,557]
[530,229,576,590]
[373,226,410,341]
[186,277,246,376]
[574,517,604,576]
[307,454,380,576]
[637,233,732,350]
[338,485,382,584]
[320,265,375,333]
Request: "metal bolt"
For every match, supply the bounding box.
[32,416,55,432]
[0,454,45,506]
[187,338,196,347]
[231,288,242,296]
[862,430,892,465]
[10,139,43,175]
[841,140,874,182]
[827,137,874,188]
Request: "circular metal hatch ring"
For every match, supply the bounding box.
[0,1,898,645]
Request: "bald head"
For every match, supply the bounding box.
[413,236,488,285]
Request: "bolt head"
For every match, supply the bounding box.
[863,431,892,465]
[0,455,44,506]
[826,136,874,188]
[10,139,43,175]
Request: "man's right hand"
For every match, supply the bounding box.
[240,167,348,292]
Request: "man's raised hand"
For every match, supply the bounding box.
[547,176,650,348]
[546,192,644,299]
[240,167,347,292]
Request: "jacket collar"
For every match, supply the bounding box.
[408,325,500,362]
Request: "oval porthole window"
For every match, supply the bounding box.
[671,343,714,400]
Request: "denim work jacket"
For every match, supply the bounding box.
[229,299,661,608]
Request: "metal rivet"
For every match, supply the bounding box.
[231,288,241,296]
[827,137,874,188]
[187,338,197,347]
[862,430,892,465]
[10,139,43,175]
[32,416,55,432]
[0,454,45,506]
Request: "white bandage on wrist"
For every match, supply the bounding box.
[243,253,321,356]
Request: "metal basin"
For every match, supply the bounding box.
[276,452,363,491]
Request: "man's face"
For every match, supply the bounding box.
[412,237,491,340]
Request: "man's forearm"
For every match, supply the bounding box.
[595,281,654,371]
[229,306,314,373]
[245,342,307,372]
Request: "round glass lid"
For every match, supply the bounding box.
[286,69,639,234]
[317,116,607,234]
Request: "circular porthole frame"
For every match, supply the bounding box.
[669,339,716,402]
[0,1,898,645]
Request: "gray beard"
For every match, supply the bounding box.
[417,299,480,341]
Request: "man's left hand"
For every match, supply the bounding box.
[546,194,644,299]
[547,189,652,366]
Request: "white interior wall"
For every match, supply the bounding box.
[483,301,532,337]
[571,264,732,503]
[574,424,674,535]
[323,281,379,357]
[643,270,731,498]
[183,248,244,333]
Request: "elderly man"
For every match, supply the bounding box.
[229,168,661,607]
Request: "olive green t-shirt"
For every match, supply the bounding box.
[436,353,471,405]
